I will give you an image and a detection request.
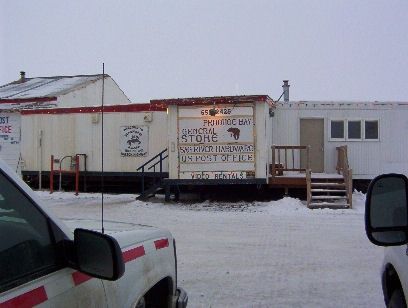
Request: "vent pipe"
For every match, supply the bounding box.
[282,80,290,102]
[20,71,26,83]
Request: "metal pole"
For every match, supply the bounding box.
[271,146,276,176]
[59,159,62,192]
[38,130,43,189]
[141,166,145,194]
[50,155,54,194]
[160,152,163,173]
[101,63,105,234]
[75,155,79,196]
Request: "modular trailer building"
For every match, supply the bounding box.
[1,73,407,203]
[272,101,407,179]
[0,73,167,190]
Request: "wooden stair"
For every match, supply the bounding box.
[307,176,351,209]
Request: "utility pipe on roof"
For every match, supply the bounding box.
[283,80,290,102]
[20,71,26,83]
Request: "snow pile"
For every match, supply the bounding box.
[352,189,366,213]
[257,197,307,214]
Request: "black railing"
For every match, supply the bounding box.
[137,148,168,194]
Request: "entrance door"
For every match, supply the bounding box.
[300,119,324,172]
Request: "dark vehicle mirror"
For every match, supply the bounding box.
[365,174,408,246]
[74,228,125,280]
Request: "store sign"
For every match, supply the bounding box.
[120,126,148,157]
[178,106,255,179]
[0,114,19,144]
[179,171,249,180]
[0,113,21,172]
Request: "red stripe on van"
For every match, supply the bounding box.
[122,246,145,262]
[71,245,146,286]
[154,238,169,250]
[2,245,149,304]
[0,286,47,308]
[72,271,92,286]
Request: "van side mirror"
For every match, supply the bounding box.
[365,174,408,246]
[74,229,125,280]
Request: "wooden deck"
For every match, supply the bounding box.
[268,172,343,188]
[269,145,353,209]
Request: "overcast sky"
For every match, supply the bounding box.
[1,1,407,102]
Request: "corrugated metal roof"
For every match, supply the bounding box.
[0,75,105,100]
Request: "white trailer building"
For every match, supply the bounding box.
[2,73,406,207]
[0,72,130,171]
[272,101,407,179]
[137,96,275,201]
[0,72,167,191]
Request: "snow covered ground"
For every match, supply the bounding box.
[37,190,384,308]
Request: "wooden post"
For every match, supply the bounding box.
[336,147,340,174]
[336,146,343,174]
[306,169,312,208]
[50,155,54,194]
[306,146,311,171]
[348,169,353,209]
[271,146,276,177]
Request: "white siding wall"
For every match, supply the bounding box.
[21,111,168,172]
[264,103,273,172]
[57,78,130,108]
[167,105,179,179]
[255,101,268,179]
[272,103,408,179]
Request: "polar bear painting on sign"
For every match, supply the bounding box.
[227,127,240,140]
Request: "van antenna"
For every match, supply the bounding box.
[101,63,105,234]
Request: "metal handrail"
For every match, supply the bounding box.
[59,155,74,191]
[137,148,168,172]
[137,148,168,194]
[50,154,81,195]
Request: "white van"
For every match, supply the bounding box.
[365,173,408,308]
[0,158,188,307]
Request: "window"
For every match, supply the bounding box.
[330,119,379,142]
[348,121,362,140]
[330,120,344,140]
[0,172,60,292]
[365,120,379,140]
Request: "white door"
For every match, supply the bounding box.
[300,118,324,172]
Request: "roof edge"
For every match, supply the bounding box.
[20,103,165,115]
[0,97,58,104]
[151,95,274,106]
